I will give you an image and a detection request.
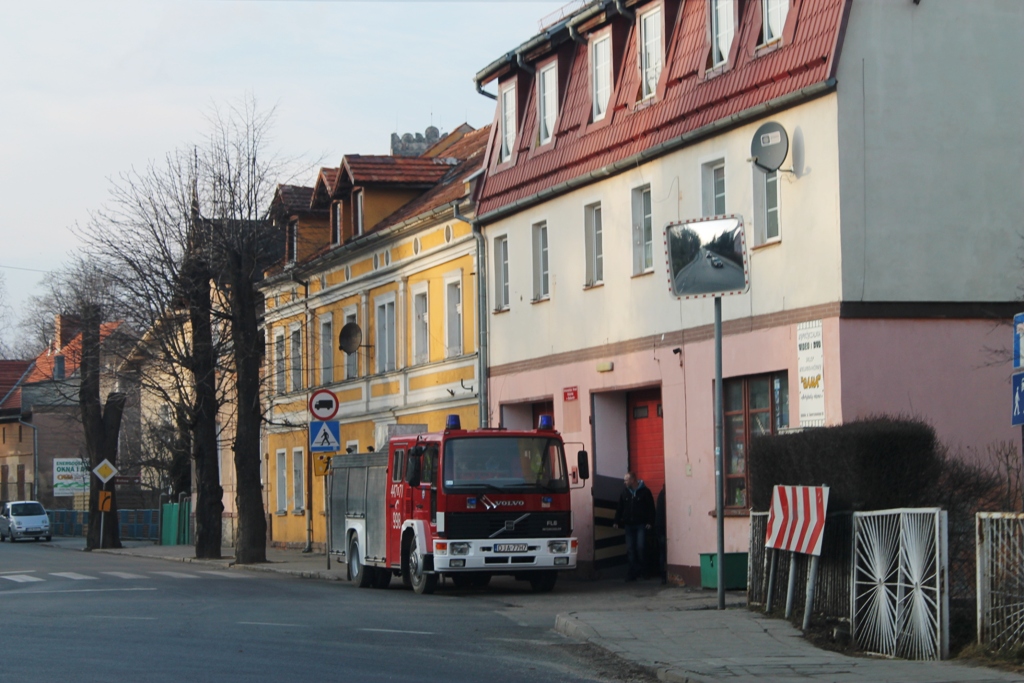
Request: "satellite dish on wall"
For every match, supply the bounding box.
[750,122,789,173]
[338,322,362,354]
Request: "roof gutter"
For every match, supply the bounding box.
[450,200,489,428]
[477,78,837,225]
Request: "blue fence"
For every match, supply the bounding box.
[49,509,160,541]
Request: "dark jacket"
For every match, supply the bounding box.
[615,481,656,527]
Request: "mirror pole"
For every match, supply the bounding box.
[714,296,725,610]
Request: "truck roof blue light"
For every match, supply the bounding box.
[538,414,554,430]
[446,414,462,430]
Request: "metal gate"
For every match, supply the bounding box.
[851,508,949,660]
[976,512,1024,653]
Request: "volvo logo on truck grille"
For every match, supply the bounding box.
[480,495,525,510]
[490,513,531,538]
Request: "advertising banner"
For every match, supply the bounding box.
[53,458,89,496]
[797,320,825,427]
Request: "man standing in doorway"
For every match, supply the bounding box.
[613,472,656,581]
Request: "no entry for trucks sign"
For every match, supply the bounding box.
[309,389,339,421]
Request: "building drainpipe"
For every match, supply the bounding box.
[293,270,314,554]
[451,201,488,427]
[19,419,38,501]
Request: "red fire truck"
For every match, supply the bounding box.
[328,415,589,594]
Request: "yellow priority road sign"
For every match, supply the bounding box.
[93,459,118,484]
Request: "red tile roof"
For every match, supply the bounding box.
[274,185,315,215]
[478,0,848,217]
[311,168,340,209]
[339,155,455,189]
[0,360,33,414]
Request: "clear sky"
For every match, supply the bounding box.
[0,0,567,343]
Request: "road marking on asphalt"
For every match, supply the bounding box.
[238,622,308,628]
[0,588,158,595]
[197,571,250,579]
[50,572,98,580]
[1,574,44,583]
[151,571,200,579]
[102,572,148,579]
[89,616,157,620]
[0,570,37,575]
[358,628,434,635]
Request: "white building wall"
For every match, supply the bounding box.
[487,95,843,367]
[836,0,1024,303]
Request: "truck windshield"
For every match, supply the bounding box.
[442,436,568,493]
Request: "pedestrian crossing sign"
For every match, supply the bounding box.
[310,421,341,452]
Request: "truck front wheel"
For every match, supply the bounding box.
[529,571,558,593]
[406,536,437,595]
[349,537,374,588]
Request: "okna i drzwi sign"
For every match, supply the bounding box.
[765,485,830,556]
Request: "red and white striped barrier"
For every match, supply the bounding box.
[765,485,829,556]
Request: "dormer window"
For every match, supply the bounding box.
[331,201,342,245]
[538,62,558,146]
[591,35,611,121]
[639,6,663,99]
[286,220,297,264]
[711,0,735,67]
[500,83,517,161]
[760,0,788,46]
[353,189,364,237]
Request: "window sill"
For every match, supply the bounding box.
[531,296,550,305]
[707,508,750,518]
[752,237,782,252]
[275,510,288,517]
[754,38,783,58]
[292,509,305,516]
[631,269,655,279]
[492,307,510,315]
[582,282,604,291]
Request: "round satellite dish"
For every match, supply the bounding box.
[338,322,362,354]
[750,122,789,173]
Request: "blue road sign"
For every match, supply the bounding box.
[1013,373,1024,426]
[1015,313,1024,369]
[310,421,341,452]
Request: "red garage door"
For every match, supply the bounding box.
[628,389,664,499]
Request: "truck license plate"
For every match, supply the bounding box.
[494,543,528,553]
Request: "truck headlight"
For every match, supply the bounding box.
[547,540,568,554]
[450,542,471,556]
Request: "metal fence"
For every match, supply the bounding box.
[851,508,949,660]
[748,511,853,621]
[976,512,1024,653]
[49,509,160,541]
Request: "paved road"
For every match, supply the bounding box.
[0,541,645,683]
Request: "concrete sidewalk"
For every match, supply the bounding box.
[46,537,1024,683]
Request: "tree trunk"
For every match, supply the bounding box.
[80,304,127,550]
[227,245,267,563]
[186,259,223,559]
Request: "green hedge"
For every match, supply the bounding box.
[748,417,942,512]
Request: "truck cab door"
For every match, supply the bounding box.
[387,448,406,568]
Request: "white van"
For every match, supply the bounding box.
[0,500,52,542]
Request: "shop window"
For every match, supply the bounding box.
[722,372,789,508]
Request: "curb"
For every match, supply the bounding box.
[80,546,349,581]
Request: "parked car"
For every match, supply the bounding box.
[0,501,52,542]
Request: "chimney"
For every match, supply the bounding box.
[55,314,81,351]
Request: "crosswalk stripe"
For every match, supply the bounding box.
[102,572,147,579]
[150,571,199,579]
[1,574,44,583]
[49,572,98,580]
[196,571,250,579]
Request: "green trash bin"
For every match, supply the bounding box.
[699,552,748,589]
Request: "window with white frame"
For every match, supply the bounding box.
[584,203,604,286]
[532,221,549,300]
[591,35,611,121]
[500,84,516,162]
[494,236,510,310]
[274,331,285,394]
[631,186,653,274]
[753,167,781,244]
[445,276,463,357]
[331,202,342,245]
[375,296,396,373]
[290,326,303,391]
[353,189,364,236]
[320,315,333,385]
[344,310,358,379]
[286,221,298,264]
[702,160,726,216]
[639,7,663,99]
[412,285,429,365]
[761,0,788,45]
[292,447,305,512]
[711,0,735,67]
[276,449,288,512]
[538,62,558,145]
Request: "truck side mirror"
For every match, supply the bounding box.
[577,450,590,481]
[406,449,422,487]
